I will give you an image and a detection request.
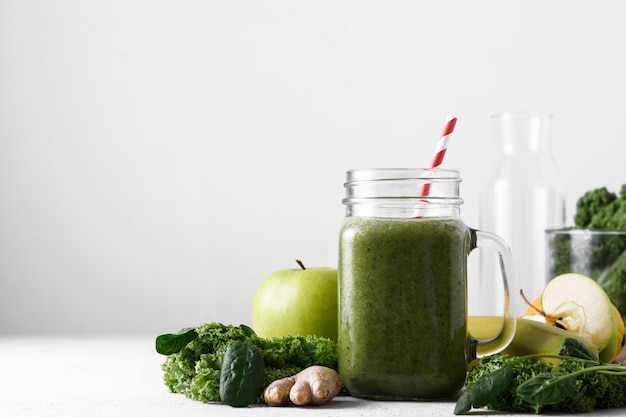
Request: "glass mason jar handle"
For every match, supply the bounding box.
[469,229,517,357]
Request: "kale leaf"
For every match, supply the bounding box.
[456,351,626,415]
[574,186,618,229]
[549,184,626,322]
[158,322,337,405]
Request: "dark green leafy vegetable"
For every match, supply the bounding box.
[574,186,619,229]
[158,322,337,405]
[455,337,626,415]
[453,365,513,414]
[597,249,626,319]
[219,339,265,407]
[155,327,198,355]
[549,184,626,322]
[516,372,574,405]
[560,337,598,361]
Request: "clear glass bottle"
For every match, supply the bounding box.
[478,112,566,317]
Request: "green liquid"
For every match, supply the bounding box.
[338,217,469,400]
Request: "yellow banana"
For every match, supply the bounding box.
[469,316,599,363]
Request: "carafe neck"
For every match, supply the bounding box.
[492,112,553,155]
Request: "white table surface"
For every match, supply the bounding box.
[2,335,625,417]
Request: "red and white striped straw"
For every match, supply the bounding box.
[420,115,457,196]
[429,115,457,169]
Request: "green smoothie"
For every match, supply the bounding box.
[338,216,469,400]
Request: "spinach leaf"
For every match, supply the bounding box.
[454,365,514,414]
[239,324,256,338]
[155,327,198,355]
[561,337,599,362]
[517,372,576,405]
[219,339,265,407]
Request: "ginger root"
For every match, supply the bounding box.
[263,365,342,406]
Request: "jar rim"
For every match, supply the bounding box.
[343,168,463,208]
[345,168,461,183]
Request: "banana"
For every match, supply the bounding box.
[469,316,599,362]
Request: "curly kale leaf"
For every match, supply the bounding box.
[597,249,626,317]
[572,184,626,230]
[548,231,576,277]
[158,322,337,405]
[161,323,253,402]
[187,354,222,402]
[551,184,626,322]
[574,186,618,229]
[252,334,338,398]
[458,354,626,415]
[588,199,626,230]
[462,354,553,414]
[254,334,337,370]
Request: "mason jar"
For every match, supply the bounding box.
[338,168,516,400]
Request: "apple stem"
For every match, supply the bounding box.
[295,259,306,270]
[519,289,546,317]
[520,289,568,330]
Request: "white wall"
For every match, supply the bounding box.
[1,0,625,334]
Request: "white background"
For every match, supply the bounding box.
[1,0,625,334]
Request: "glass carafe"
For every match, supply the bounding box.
[477,112,566,317]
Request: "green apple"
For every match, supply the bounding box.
[252,260,338,341]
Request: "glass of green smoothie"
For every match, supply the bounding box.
[338,168,516,400]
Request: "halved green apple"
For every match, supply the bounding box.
[523,273,618,363]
